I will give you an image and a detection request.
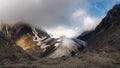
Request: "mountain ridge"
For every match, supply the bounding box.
[77,4,120,62]
[78,4,120,42]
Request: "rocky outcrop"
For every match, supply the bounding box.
[0,32,33,65]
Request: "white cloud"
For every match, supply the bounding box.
[71,9,100,34]
[46,26,77,38]
[0,0,79,27]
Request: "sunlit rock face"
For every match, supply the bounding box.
[11,22,37,50]
[15,34,37,50]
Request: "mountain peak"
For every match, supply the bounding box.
[95,3,120,32]
[78,4,120,41]
[78,4,120,54]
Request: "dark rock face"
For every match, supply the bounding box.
[78,4,120,52]
[9,22,50,41]
[11,22,33,41]
[77,31,94,41]
[35,28,50,38]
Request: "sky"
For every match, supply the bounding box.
[0,0,120,38]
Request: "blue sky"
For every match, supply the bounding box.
[89,1,108,17]
[0,0,120,38]
[88,0,120,17]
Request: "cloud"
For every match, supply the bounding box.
[0,0,79,27]
[46,25,78,38]
[0,0,86,38]
[0,0,119,38]
[46,8,101,38]
[71,9,100,34]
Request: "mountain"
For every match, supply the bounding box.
[0,22,84,59]
[12,23,86,58]
[78,4,120,52]
[0,4,120,68]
